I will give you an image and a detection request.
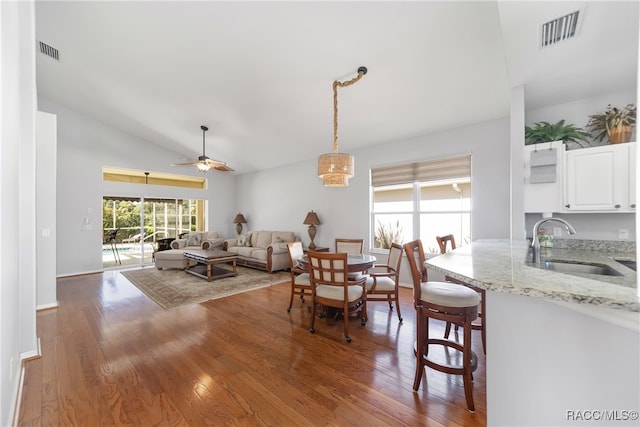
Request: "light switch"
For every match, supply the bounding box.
[42,228,50,237]
[619,229,630,240]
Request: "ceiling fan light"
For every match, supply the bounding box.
[196,162,210,172]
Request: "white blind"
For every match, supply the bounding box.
[371,155,471,187]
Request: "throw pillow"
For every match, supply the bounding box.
[186,232,201,247]
[275,236,285,243]
[244,232,253,247]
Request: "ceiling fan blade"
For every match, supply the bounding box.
[213,164,234,172]
[204,158,233,172]
[171,160,199,166]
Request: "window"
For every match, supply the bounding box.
[371,155,471,254]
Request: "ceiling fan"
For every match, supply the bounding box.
[172,125,234,172]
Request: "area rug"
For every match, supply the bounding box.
[121,266,289,309]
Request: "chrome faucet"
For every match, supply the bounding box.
[531,217,576,264]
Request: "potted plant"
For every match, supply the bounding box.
[586,103,636,144]
[524,120,590,148]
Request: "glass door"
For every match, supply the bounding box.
[103,197,205,269]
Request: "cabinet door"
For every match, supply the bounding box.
[564,144,628,211]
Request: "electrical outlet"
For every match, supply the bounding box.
[553,227,563,237]
[9,356,13,381]
[619,229,630,240]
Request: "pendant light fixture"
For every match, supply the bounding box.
[317,66,368,187]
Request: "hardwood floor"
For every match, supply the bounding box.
[17,270,486,426]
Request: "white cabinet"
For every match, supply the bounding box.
[523,141,565,213]
[564,142,635,212]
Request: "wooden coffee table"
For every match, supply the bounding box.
[184,249,238,282]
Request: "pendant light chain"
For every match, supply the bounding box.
[332,68,366,153]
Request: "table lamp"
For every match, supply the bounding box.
[303,211,321,250]
[233,213,247,235]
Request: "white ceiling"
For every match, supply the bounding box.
[35,1,639,174]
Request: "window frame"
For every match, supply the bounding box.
[370,155,471,254]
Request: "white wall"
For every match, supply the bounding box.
[235,117,512,283]
[37,98,237,276]
[0,1,39,424]
[526,89,637,149]
[36,111,57,308]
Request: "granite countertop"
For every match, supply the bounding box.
[425,239,639,312]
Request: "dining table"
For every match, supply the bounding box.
[298,253,377,273]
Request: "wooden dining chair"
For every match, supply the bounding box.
[335,238,366,280]
[286,242,311,312]
[364,242,403,322]
[335,238,364,254]
[307,251,367,343]
[436,234,486,354]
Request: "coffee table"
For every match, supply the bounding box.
[184,249,238,282]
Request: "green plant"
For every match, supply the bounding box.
[586,103,636,142]
[524,120,590,147]
[374,220,403,249]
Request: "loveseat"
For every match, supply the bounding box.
[170,231,225,250]
[223,230,298,273]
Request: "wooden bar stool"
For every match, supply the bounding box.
[404,239,480,412]
[437,234,486,355]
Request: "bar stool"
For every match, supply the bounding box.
[436,234,486,355]
[404,239,480,412]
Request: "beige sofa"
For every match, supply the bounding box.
[155,231,225,270]
[223,230,297,273]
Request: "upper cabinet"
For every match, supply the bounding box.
[524,142,636,213]
[564,143,635,212]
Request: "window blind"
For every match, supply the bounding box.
[371,154,471,187]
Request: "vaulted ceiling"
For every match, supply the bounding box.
[35,1,638,174]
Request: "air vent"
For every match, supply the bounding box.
[38,41,59,61]
[540,10,580,48]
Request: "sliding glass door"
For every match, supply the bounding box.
[102,197,204,269]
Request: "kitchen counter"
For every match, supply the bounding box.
[426,239,639,312]
[428,239,640,426]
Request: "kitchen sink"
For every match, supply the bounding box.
[542,260,623,276]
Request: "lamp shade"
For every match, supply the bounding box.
[233,213,247,224]
[303,211,321,225]
[318,153,354,187]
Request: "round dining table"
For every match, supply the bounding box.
[299,253,376,272]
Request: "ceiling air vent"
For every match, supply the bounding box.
[540,10,580,48]
[38,41,59,61]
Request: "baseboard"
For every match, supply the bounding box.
[10,362,26,427]
[37,301,59,311]
[56,269,103,278]
[12,338,41,426]
[21,337,41,361]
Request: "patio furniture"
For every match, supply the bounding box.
[103,229,121,265]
